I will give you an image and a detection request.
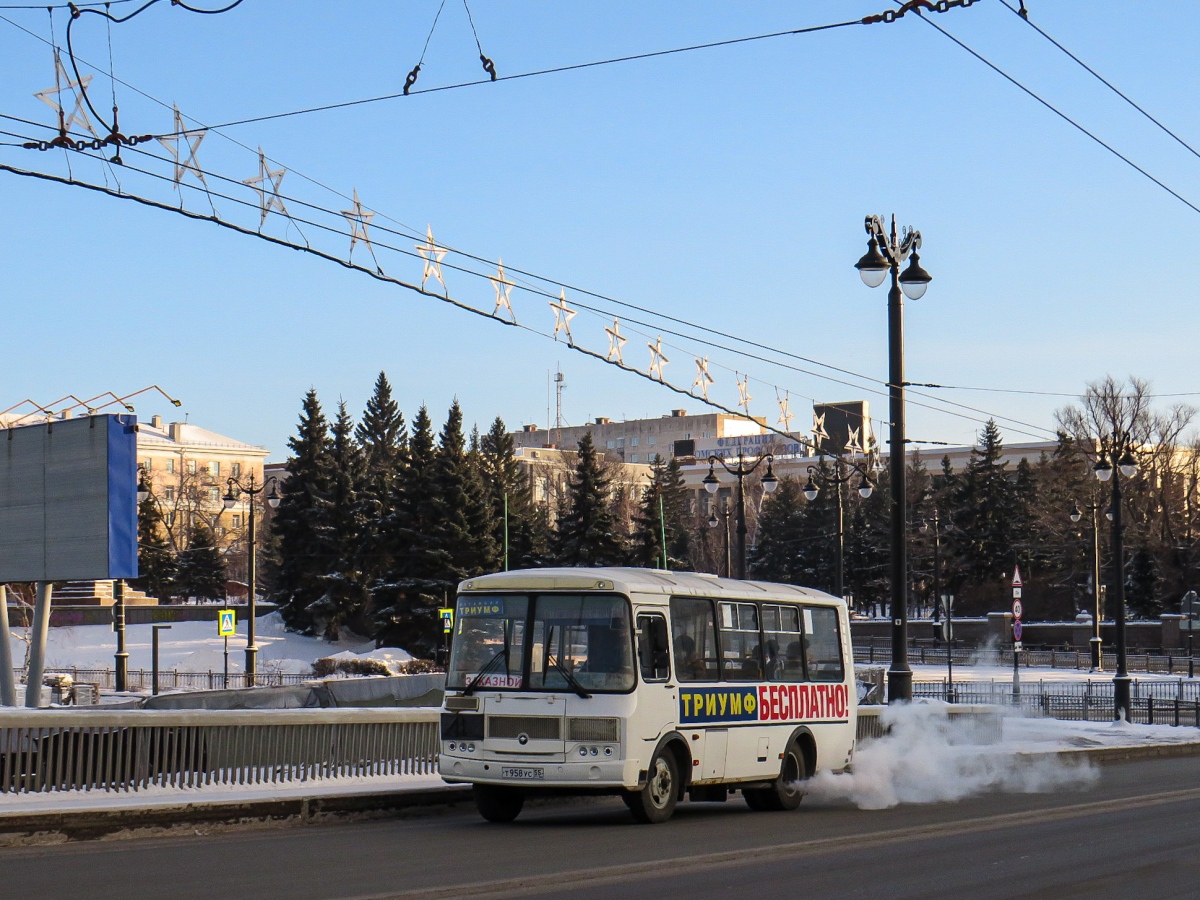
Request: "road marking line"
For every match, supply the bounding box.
[362,786,1200,899]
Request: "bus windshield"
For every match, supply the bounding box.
[447,594,635,693]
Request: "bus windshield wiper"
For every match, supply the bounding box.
[547,626,591,698]
[463,646,508,696]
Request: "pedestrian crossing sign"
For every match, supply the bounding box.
[218,609,236,637]
[439,608,454,633]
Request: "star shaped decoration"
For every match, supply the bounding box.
[243,146,289,229]
[811,411,830,445]
[489,260,517,322]
[777,390,795,431]
[846,425,863,456]
[341,189,375,256]
[736,373,753,413]
[550,289,577,344]
[605,318,627,363]
[416,226,449,294]
[648,336,670,381]
[34,51,99,139]
[156,106,208,188]
[693,357,715,400]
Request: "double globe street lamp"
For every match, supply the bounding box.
[801,458,874,603]
[854,214,932,703]
[1093,438,1138,721]
[222,474,281,685]
[703,453,778,580]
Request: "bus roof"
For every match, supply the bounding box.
[458,567,842,605]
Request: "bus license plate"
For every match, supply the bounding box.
[502,766,544,780]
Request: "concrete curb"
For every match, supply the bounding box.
[0,785,472,845]
[5,741,1200,844]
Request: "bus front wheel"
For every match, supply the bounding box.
[744,738,806,812]
[624,749,679,824]
[474,784,525,822]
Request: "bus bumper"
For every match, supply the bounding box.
[440,754,640,790]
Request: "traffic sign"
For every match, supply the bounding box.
[1012,586,1023,599]
[439,607,454,633]
[1012,566,1023,588]
[1012,599,1023,620]
[218,609,236,637]
[1012,620,1023,641]
[1013,640,1023,652]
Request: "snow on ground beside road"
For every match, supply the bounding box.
[910,662,1200,684]
[4,613,380,675]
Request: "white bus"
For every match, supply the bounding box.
[438,567,856,824]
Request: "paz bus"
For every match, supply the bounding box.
[438,567,856,824]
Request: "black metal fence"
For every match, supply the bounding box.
[12,667,314,693]
[854,642,1200,676]
[911,681,1200,726]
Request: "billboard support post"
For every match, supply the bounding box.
[0,585,16,706]
[114,579,128,692]
[24,582,52,708]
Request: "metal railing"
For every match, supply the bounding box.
[12,667,314,692]
[0,708,439,795]
[853,643,1200,675]
[911,683,1200,727]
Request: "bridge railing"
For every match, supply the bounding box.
[0,708,439,795]
[854,643,1200,676]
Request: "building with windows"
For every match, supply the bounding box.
[511,409,769,463]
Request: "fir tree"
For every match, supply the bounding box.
[272,389,334,632]
[552,433,626,566]
[479,417,544,569]
[629,456,692,569]
[308,401,369,640]
[432,401,497,579]
[748,477,807,583]
[133,495,177,602]
[174,524,226,601]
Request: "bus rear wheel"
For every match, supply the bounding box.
[624,749,679,824]
[744,738,806,812]
[474,784,525,822]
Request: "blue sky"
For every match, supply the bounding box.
[2,0,1199,458]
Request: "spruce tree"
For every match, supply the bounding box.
[308,401,369,640]
[479,417,543,569]
[748,478,807,583]
[629,456,692,569]
[552,433,626,566]
[432,401,497,579]
[272,389,334,632]
[134,495,177,602]
[174,524,226,602]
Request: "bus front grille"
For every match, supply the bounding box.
[567,717,620,742]
[487,715,562,740]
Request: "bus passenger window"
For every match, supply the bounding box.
[803,606,845,682]
[669,597,718,682]
[763,604,804,682]
[718,602,762,682]
[637,614,670,681]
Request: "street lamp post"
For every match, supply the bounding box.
[802,457,874,600]
[707,498,733,578]
[703,454,778,580]
[222,474,280,686]
[1093,439,1138,721]
[1070,499,1105,671]
[854,214,932,703]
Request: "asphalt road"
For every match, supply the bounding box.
[3,756,1200,899]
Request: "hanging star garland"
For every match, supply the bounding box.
[693,357,715,400]
[156,106,208,188]
[341,188,376,257]
[243,146,289,228]
[489,259,516,322]
[846,425,863,456]
[550,289,576,344]
[811,411,830,449]
[416,225,449,294]
[34,51,99,140]
[736,373,753,413]
[777,389,795,432]
[648,336,670,381]
[604,317,627,363]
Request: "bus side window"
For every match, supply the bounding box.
[718,601,762,682]
[803,606,845,682]
[669,597,718,682]
[763,604,804,682]
[637,613,670,681]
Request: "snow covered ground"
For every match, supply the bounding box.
[4,613,409,676]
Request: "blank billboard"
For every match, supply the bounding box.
[0,414,138,582]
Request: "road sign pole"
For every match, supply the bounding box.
[944,595,954,703]
[1011,567,1023,704]
[224,634,229,690]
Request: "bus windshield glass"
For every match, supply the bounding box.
[447,595,528,690]
[529,595,635,693]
